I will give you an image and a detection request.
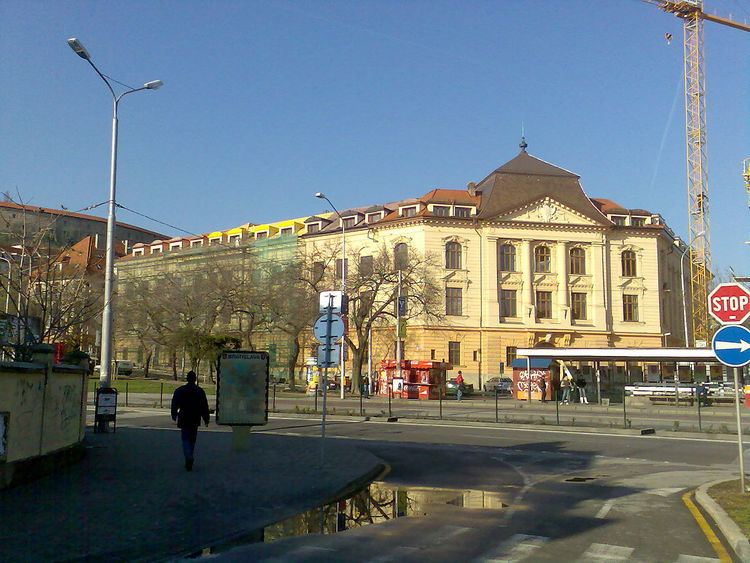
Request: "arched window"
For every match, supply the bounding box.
[621,250,637,277]
[569,247,586,275]
[394,243,409,271]
[534,245,551,273]
[498,243,516,272]
[445,241,462,270]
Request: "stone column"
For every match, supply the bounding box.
[556,241,569,325]
[591,242,605,330]
[521,239,534,323]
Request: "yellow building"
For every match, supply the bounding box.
[115,144,688,388]
[302,144,689,387]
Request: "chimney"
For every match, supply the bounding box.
[94,233,99,249]
[467,182,477,196]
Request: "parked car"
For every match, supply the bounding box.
[115,361,134,376]
[445,378,474,396]
[483,376,512,395]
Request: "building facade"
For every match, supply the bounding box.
[114,146,689,387]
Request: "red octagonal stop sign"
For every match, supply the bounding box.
[708,283,750,325]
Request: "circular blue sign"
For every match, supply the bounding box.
[712,325,750,368]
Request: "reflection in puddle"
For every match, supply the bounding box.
[191,482,508,557]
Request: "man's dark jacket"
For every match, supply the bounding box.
[171,383,210,428]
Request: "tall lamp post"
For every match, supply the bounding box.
[67,38,162,389]
[314,192,346,399]
[674,239,690,347]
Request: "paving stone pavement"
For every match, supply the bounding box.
[0,426,385,562]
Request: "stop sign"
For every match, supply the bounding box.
[708,283,750,325]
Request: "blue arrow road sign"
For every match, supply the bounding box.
[712,325,750,368]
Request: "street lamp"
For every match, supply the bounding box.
[314,192,347,399]
[674,239,690,347]
[68,38,162,389]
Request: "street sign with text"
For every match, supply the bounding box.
[708,283,750,325]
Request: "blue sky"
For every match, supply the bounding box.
[1,0,748,272]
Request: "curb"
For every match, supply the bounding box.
[694,478,750,561]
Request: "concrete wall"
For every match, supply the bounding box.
[0,349,86,486]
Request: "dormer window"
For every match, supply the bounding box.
[366,212,382,223]
[151,246,162,254]
[453,206,472,218]
[631,217,647,227]
[169,241,183,250]
[611,215,626,226]
[133,248,145,256]
[228,234,242,246]
[307,222,321,234]
[190,239,204,248]
[432,205,450,217]
[342,217,357,229]
[255,231,268,240]
[401,206,417,218]
[279,227,294,236]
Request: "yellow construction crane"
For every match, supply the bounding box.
[643,0,750,345]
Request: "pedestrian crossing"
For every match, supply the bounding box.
[473,533,719,563]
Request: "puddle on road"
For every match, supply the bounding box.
[189,481,508,557]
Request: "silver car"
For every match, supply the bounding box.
[483,376,512,394]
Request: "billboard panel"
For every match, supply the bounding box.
[216,350,269,426]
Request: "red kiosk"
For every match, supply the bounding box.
[378,360,452,400]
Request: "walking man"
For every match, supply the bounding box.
[455,370,465,402]
[171,371,210,471]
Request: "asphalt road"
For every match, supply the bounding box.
[112,407,745,562]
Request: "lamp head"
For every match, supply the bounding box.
[144,80,163,90]
[67,38,90,60]
[314,192,325,199]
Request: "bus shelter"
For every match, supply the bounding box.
[515,347,720,404]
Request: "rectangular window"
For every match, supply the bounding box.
[499,289,517,318]
[307,223,320,234]
[279,227,293,236]
[359,255,373,277]
[401,206,417,218]
[312,261,325,283]
[472,350,478,362]
[255,232,267,240]
[133,249,144,256]
[151,247,162,254]
[432,205,450,217]
[453,206,471,218]
[506,346,517,367]
[448,341,461,366]
[366,212,381,223]
[623,294,639,322]
[228,235,241,246]
[536,290,552,319]
[612,216,626,226]
[335,258,349,280]
[445,287,463,316]
[190,240,203,247]
[342,217,356,229]
[571,292,587,320]
[430,349,436,360]
[631,217,646,226]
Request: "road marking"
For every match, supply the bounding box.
[366,546,418,562]
[580,543,634,561]
[441,525,472,539]
[681,491,732,563]
[595,499,615,519]
[675,555,720,562]
[646,487,685,497]
[475,533,548,562]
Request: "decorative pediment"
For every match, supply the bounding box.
[497,197,601,226]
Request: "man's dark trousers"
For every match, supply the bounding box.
[181,425,199,463]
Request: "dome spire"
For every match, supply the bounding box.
[519,136,528,153]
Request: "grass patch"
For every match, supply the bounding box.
[708,479,750,538]
[88,378,216,396]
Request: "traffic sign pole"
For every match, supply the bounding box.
[733,367,746,493]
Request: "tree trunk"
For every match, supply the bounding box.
[144,350,152,378]
[351,346,366,395]
[286,336,300,391]
[171,351,178,380]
